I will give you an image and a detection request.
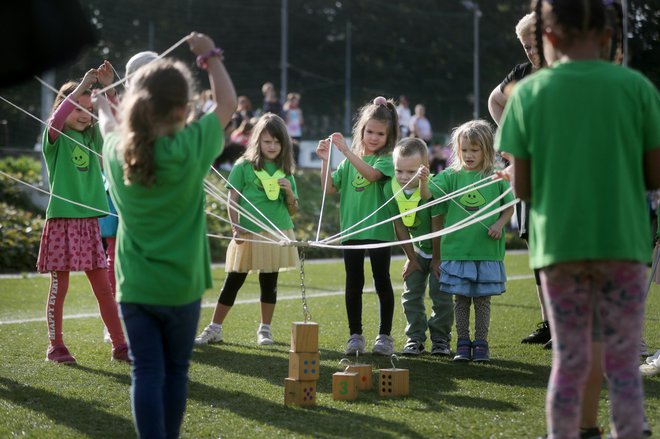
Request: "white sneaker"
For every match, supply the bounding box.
[103,327,111,344]
[372,334,394,356]
[345,334,366,355]
[194,324,223,345]
[257,325,274,345]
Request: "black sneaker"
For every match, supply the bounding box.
[579,427,603,439]
[521,321,551,344]
[543,339,552,350]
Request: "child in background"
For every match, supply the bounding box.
[384,138,454,356]
[431,120,515,363]
[37,61,129,364]
[316,96,399,356]
[98,32,237,438]
[195,113,299,346]
[496,0,660,436]
[283,92,303,143]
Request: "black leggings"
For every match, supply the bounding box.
[343,240,394,336]
[217,272,279,306]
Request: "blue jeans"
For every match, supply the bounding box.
[120,300,201,439]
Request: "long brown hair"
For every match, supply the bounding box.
[351,97,399,156]
[243,113,295,175]
[119,58,194,187]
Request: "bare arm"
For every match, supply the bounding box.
[93,93,117,138]
[227,189,245,244]
[394,219,421,279]
[512,156,531,202]
[187,32,237,128]
[332,133,383,182]
[645,148,660,190]
[431,215,444,279]
[418,165,431,200]
[279,178,298,216]
[488,205,515,240]
[488,85,508,126]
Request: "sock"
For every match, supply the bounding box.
[209,323,222,331]
[259,323,271,330]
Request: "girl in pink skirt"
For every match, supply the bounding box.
[37,61,128,364]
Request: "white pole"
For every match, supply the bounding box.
[280,0,289,101]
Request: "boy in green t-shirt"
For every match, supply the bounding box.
[385,138,453,356]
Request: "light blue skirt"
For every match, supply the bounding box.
[439,260,506,298]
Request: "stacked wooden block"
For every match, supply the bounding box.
[333,356,409,401]
[284,322,319,406]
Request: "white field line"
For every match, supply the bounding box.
[0,274,534,325]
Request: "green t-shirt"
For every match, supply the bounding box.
[383,180,433,255]
[103,112,223,306]
[42,126,108,219]
[430,169,514,261]
[496,60,660,269]
[226,159,297,233]
[331,154,395,242]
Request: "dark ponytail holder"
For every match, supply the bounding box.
[534,0,547,68]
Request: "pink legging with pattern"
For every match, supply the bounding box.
[540,261,646,439]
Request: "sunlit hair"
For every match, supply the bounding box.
[448,119,495,177]
[243,113,295,175]
[119,58,194,187]
[532,0,608,67]
[351,98,399,156]
[393,137,429,166]
[516,13,536,39]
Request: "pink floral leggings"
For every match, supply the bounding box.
[540,261,646,439]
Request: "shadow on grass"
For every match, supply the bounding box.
[187,379,427,439]
[0,376,134,437]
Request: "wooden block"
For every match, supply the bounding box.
[290,322,319,353]
[379,368,409,397]
[284,378,316,406]
[332,371,359,401]
[345,363,373,391]
[288,351,320,381]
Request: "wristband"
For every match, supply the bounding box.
[196,48,224,70]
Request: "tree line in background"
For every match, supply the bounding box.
[0,0,658,149]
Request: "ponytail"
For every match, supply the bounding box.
[122,92,158,187]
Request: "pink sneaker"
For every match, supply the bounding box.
[111,344,131,363]
[46,345,76,364]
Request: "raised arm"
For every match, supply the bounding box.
[332,133,383,182]
[48,69,98,143]
[187,32,237,129]
[316,137,337,195]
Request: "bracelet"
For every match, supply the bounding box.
[196,48,224,70]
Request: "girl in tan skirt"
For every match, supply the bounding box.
[196,113,299,345]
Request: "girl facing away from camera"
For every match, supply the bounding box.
[97,32,237,438]
[496,0,660,437]
[316,96,399,356]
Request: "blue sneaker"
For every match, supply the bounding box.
[453,338,471,362]
[472,339,490,362]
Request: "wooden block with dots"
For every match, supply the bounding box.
[290,322,319,353]
[288,351,320,381]
[345,363,373,391]
[332,371,359,401]
[379,368,409,397]
[284,378,317,406]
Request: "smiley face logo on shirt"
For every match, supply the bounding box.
[459,190,486,211]
[352,173,370,191]
[71,145,89,172]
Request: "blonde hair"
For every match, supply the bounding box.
[515,12,536,39]
[120,58,194,187]
[243,113,295,175]
[393,137,428,165]
[351,98,399,156]
[448,119,495,177]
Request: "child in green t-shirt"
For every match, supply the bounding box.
[385,138,454,356]
[316,96,399,356]
[431,119,515,363]
[195,113,299,347]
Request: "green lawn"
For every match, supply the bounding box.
[0,253,658,438]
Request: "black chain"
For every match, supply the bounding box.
[299,247,311,322]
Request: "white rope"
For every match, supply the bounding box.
[96,35,190,95]
[321,175,503,244]
[310,198,519,251]
[203,178,287,242]
[429,177,490,230]
[0,96,102,159]
[204,208,280,244]
[319,167,420,244]
[0,170,117,217]
[208,166,291,242]
[315,136,333,242]
[206,233,284,245]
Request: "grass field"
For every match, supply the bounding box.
[1,253,658,438]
